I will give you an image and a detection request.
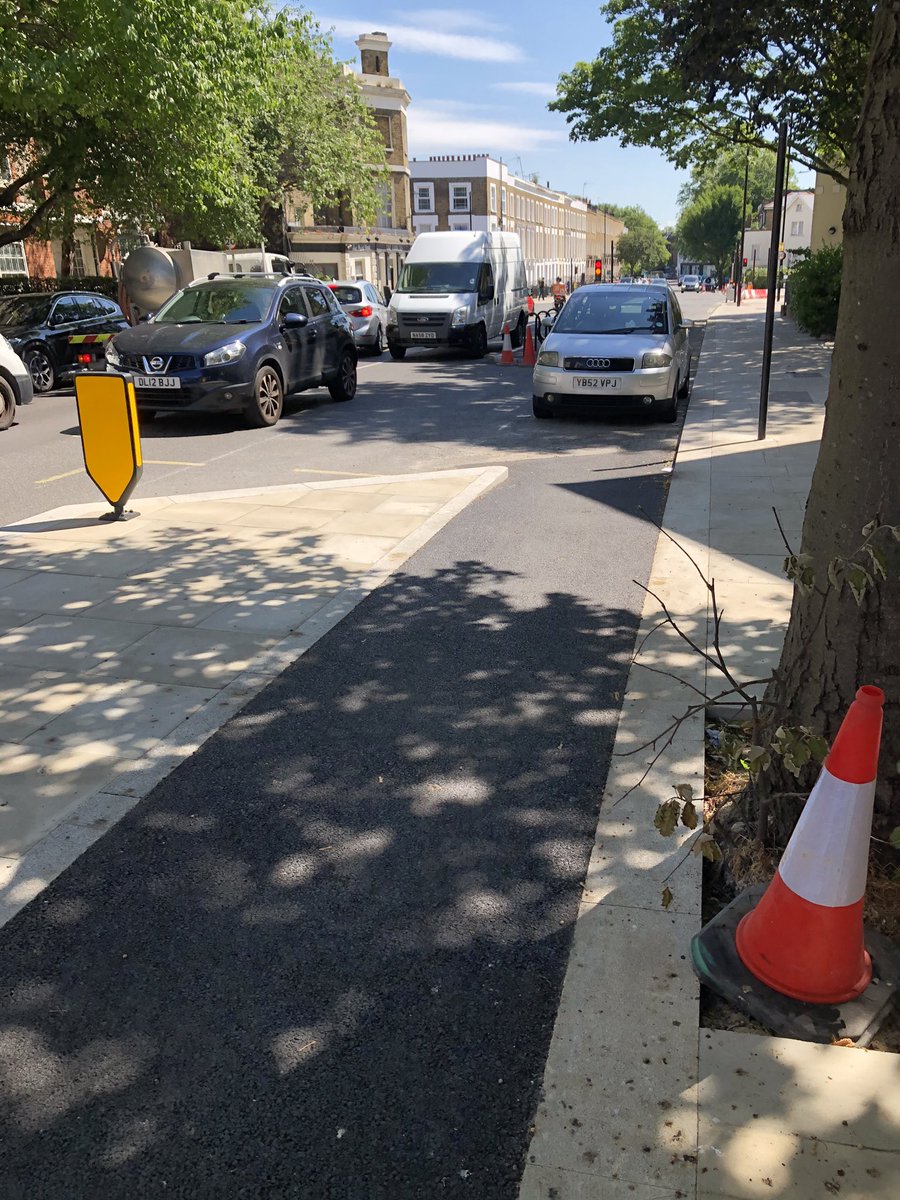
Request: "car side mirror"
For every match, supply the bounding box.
[282,311,308,329]
[137,313,151,324]
[682,318,694,328]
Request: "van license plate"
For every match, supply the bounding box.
[410,331,437,340]
[134,375,181,389]
[573,376,619,390]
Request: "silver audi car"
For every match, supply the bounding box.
[531,284,692,422]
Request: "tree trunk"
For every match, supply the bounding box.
[764,0,900,837]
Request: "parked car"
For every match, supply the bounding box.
[328,279,389,355]
[104,273,357,428]
[680,275,702,293]
[531,283,691,423]
[0,334,34,430]
[0,291,128,393]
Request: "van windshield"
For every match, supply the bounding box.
[396,263,480,293]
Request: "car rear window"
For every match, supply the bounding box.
[329,286,363,304]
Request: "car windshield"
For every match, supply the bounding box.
[153,281,277,324]
[0,295,53,326]
[396,263,479,293]
[330,285,363,304]
[553,291,669,335]
[683,276,699,283]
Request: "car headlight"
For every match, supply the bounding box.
[641,351,672,368]
[203,340,246,367]
[451,305,468,327]
[387,307,398,328]
[104,340,122,366]
[537,350,559,367]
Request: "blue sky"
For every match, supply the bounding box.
[308,3,691,227]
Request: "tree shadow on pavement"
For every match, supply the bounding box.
[0,558,646,1199]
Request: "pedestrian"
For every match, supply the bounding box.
[538,277,546,299]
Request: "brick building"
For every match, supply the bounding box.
[408,155,625,287]
[285,33,413,290]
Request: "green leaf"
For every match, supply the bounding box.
[864,543,888,580]
[654,798,681,838]
[807,735,830,763]
[846,564,874,606]
[888,826,900,850]
[661,886,674,909]
[681,798,699,829]
[691,832,723,862]
[740,744,771,774]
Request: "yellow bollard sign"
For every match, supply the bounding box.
[75,372,142,520]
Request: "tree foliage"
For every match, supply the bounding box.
[615,206,669,274]
[551,0,874,183]
[677,186,742,281]
[0,1,386,250]
[678,146,797,217]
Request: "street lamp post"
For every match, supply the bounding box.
[758,120,789,440]
[736,151,749,307]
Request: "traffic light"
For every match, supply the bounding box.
[742,257,748,266]
[594,258,603,279]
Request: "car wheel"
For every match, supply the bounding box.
[371,325,385,356]
[389,343,406,361]
[245,365,284,427]
[469,323,488,359]
[532,395,553,419]
[0,377,16,430]
[328,351,357,402]
[656,381,679,423]
[26,348,55,393]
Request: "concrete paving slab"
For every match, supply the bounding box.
[0,613,151,672]
[315,532,403,564]
[318,510,426,538]
[194,591,331,635]
[87,582,225,627]
[86,625,277,687]
[218,506,336,532]
[288,489,387,512]
[0,571,128,617]
[0,566,36,589]
[520,1165,680,1199]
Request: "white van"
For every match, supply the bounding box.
[386,231,529,359]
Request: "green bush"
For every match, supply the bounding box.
[0,275,119,298]
[787,245,842,337]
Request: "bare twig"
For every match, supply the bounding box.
[772,507,795,557]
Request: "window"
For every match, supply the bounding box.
[375,180,393,229]
[74,294,103,319]
[451,223,469,231]
[451,184,470,212]
[417,222,435,233]
[50,296,79,325]
[72,240,87,275]
[490,184,497,213]
[415,184,434,213]
[292,207,304,224]
[0,240,27,277]
[305,286,332,317]
[278,288,307,320]
[790,220,804,236]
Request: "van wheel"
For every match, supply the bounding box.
[245,366,284,427]
[389,343,406,361]
[512,313,526,348]
[469,323,488,358]
[0,377,16,430]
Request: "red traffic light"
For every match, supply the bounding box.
[742,258,748,266]
[594,259,603,278]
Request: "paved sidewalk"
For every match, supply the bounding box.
[520,302,900,1198]
[0,466,505,926]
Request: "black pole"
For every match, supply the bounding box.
[736,152,749,307]
[776,133,792,301]
[758,121,788,440]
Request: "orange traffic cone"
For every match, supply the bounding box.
[499,322,514,365]
[527,295,535,314]
[736,686,884,1003]
[521,323,536,367]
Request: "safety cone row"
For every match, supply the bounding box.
[736,685,884,1004]
[521,323,536,367]
[499,322,514,365]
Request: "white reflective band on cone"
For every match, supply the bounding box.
[778,768,875,908]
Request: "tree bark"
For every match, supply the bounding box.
[764,0,900,835]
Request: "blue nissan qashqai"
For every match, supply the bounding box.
[105,273,358,427]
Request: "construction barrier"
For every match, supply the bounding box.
[521,323,536,368]
[74,372,143,520]
[499,322,514,365]
[736,686,884,1003]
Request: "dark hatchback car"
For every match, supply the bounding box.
[0,291,128,393]
[105,274,358,427]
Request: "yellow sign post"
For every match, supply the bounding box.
[74,372,143,520]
